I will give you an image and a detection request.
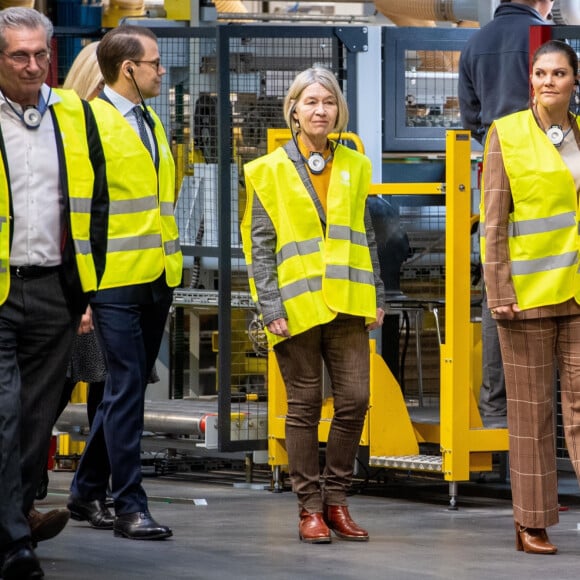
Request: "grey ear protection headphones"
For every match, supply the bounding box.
[306,150,334,175]
[22,106,44,129]
[1,88,51,129]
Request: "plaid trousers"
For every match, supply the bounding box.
[497,314,580,528]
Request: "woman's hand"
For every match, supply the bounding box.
[366,307,385,331]
[490,303,520,320]
[77,305,94,335]
[267,318,291,337]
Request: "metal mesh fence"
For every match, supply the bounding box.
[219,28,346,450]
[50,23,481,450]
[52,24,352,452]
[403,49,462,131]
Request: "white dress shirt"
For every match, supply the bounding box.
[0,85,63,267]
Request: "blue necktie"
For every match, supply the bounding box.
[133,106,153,159]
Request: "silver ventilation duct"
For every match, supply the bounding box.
[552,0,580,23]
[374,0,580,26]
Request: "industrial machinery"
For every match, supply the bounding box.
[51,0,580,492]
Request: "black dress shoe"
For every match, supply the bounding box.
[114,511,173,540]
[1,544,44,580]
[67,495,114,529]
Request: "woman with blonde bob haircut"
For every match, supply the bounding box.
[242,66,385,544]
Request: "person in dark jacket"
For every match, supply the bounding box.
[0,7,107,579]
[458,0,552,426]
[459,0,552,144]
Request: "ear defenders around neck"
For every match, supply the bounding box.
[22,106,43,129]
[307,150,333,174]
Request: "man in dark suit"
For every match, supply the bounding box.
[67,24,182,541]
[0,7,107,579]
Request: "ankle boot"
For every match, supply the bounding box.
[323,505,369,541]
[514,521,557,554]
[298,510,331,544]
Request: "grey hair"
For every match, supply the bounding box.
[283,67,349,133]
[0,7,53,52]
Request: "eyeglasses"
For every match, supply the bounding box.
[0,50,50,67]
[132,59,163,73]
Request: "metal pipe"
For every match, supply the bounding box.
[57,403,210,437]
[217,12,375,22]
[552,0,580,24]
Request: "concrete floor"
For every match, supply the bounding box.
[34,466,580,580]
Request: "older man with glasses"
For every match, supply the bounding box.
[0,7,108,579]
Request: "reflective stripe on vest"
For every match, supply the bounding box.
[328,224,368,246]
[279,276,323,301]
[55,89,100,293]
[242,144,376,345]
[277,237,322,266]
[511,251,578,276]
[90,99,182,290]
[508,212,575,237]
[109,196,158,214]
[491,110,580,309]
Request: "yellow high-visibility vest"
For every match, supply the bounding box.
[242,144,376,345]
[90,99,182,289]
[0,89,99,305]
[481,109,580,309]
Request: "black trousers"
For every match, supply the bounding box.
[0,272,77,549]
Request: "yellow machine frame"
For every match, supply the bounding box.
[265,129,508,506]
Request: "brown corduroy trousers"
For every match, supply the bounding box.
[274,314,370,513]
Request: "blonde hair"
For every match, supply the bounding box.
[283,67,349,133]
[62,41,103,101]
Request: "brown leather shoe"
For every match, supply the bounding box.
[515,522,557,554]
[298,510,331,544]
[323,505,369,541]
[28,507,70,543]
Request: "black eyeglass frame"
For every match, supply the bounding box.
[132,59,163,73]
